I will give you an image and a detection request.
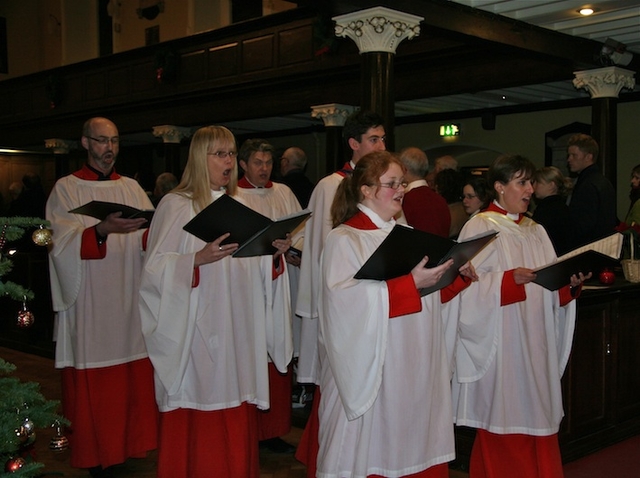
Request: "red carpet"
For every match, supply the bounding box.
[563,435,640,478]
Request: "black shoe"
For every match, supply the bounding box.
[88,466,114,478]
[259,437,296,454]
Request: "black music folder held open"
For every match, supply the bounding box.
[182,194,311,258]
[532,250,620,291]
[69,200,154,226]
[354,225,498,295]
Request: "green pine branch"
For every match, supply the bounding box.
[0,358,69,478]
[0,217,51,302]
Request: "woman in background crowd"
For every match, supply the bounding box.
[532,166,574,256]
[452,154,589,478]
[462,176,490,218]
[435,168,467,238]
[625,163,640,226]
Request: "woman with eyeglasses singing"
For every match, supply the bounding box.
[314,151,477,478]
[139,125,292,477]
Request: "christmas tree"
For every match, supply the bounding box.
[0,218,52,302]
[0,217,68,477]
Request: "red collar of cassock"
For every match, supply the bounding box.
[344,210,378,230]
[238,176,273,189]
[73,164,120,181]
[486,201,524,224]
[336,162,353,178]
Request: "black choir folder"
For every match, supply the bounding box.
[532,233,623,291]
[183,194,311,258]
[69,200,154,226]
[354,225,498,296]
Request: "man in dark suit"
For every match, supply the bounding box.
[567,133,618,248]
[278,147,315,208]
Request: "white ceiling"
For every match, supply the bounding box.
[450,0,640,54]
[393,0,640,116]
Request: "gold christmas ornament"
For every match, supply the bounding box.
[14,426,29,444]
[32,225,53,246]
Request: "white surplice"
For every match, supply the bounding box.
[452,211,576,435]
[47,174,152,369]
[295,171,347,384]
[139,191,291,412]
[237,181,300,358]
[317,207,455,478]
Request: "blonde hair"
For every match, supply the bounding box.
[174,126,238,212]
[534,166,573,198]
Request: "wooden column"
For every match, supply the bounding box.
[45,138,76,179]
[311,103,355,175]
[573,66,636,190]
[361,52,395,151]
[152,125,192,178]
[333,6,423,152]
[592,98,617,188]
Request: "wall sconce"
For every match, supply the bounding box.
[137,0,164,20]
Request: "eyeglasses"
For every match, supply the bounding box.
[208,151,237,159]
[461,193,478,200]
[87,136,120,145]
[377,181,408,190]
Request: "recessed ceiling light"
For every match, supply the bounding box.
[579,7,595,16]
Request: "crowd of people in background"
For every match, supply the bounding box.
[31,111,624,478]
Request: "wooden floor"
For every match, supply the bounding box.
[1,346,468,478]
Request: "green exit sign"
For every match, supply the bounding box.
[439,124,460,137]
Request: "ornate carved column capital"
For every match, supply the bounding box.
[152,125,192,144]
[332,6,423,54]
[311,103,356,127]
[573,66,636,99]
[44,138,76,154]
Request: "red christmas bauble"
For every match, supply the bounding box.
[5,456,26,472]
[599,268,615,285]
[17,310,35,328]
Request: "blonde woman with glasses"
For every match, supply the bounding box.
[140,125,291,478]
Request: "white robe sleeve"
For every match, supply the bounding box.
[262,254,293,373]
[139,195,200,396]
[46,181,85,311]
[319,226,390,420]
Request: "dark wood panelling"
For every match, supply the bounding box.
[108,66,131,97]
[65,75,84,107]
[563,301,610,435]
[131,62,157,93]
[242,35,274,73]
[0,3,636,147]
[84,72,107,101]
[615,290,640,419]
[278,25,313,66]
[209,43,239,79]
[180,49,207,84]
